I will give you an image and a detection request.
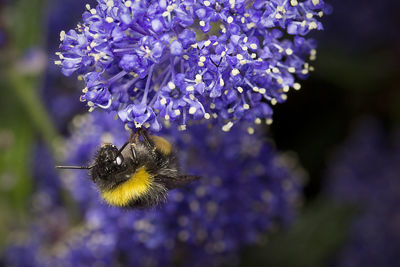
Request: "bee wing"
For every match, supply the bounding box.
[161,175,200,190]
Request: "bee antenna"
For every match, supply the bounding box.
[112,141,130,162]
[55,165,94,170]
[117,141,129,156]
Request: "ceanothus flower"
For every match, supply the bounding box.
[4,111,304,266]
[325,119,400,267]
[56,0,330,132]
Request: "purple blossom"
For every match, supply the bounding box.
[5,111,304,266]
[57,0,329,132]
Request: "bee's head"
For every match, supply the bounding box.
[90,143,126,188]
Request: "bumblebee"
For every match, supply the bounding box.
[56,129,199,208]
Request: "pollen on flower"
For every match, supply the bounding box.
[195,74,202,83]
[160,98,167,105]
[249,43,258,50]
[247,127,255,135]
[59,30,66,41]
[293,83,301,90]
[188,107,197,114]
[222,121,234,132]
[283,86,290,92]
[168,82,175,90]
[231,68,240,76]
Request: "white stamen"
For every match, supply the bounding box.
[249,43,257,50]
[59,31,66,41]
[222,121,234,132]
[188,107,197,114]
[168,82,175,89]
[231,68,240,76]
[293,83,301,90]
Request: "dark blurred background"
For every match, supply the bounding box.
[0,0,399,266]
[272,0,400,200]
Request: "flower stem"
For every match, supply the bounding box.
[9,71,60,152]
[142,64,155,104]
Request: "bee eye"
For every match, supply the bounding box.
[116,156,122,165]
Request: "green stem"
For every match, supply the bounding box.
[9,72,61,152]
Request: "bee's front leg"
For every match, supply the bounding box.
[129,130,140,144]
[137,128,157,153]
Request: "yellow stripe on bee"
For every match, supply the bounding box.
[152,136,172,155]
[101,167,152,207]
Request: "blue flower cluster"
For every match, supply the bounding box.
[5,111,304,266]
[57,0,329,132]
[325,119,400,267]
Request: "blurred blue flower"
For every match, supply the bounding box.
[57,0,329,132]
[325,119,400,267]
[5,111,304,266]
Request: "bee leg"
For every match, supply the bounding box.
[129,131,140,144]
[137,128,157,153]
[130,144,138,163]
